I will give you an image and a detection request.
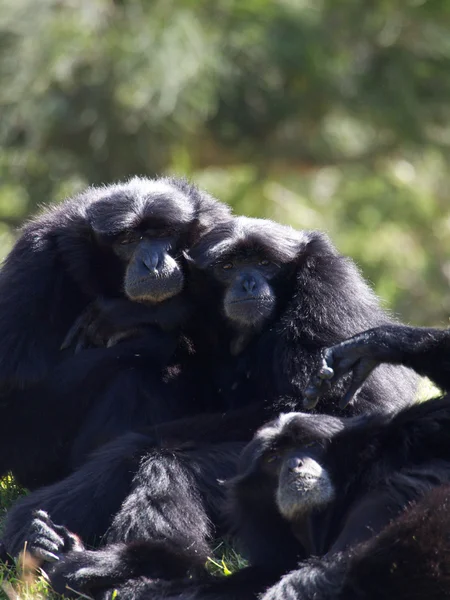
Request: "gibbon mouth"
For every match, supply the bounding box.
[229,296,270,304]
[286,475,323,492]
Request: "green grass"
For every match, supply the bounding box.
[0,480,246,599]
[0,476,59,599]
[0,474,25,527]
[0,534,244,600]
[0,375,440,598]
[206,540,248,576]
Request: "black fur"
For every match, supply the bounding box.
[3,409,260,557]
[23,399,450,600]
[0,176,230,488]
[261,483,450,600]
[30,338,450,600]
[189,217,418,416]
[90,484,450,600]
[230,398,450,565]
[2,218,419,573]
[304,323,450,410]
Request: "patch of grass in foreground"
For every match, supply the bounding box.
[0,476,65,599]
[0,555,57,600]
[206,540,248,576]
[0,475,245,599]
[0,474,25,530]
[0,541,245,600]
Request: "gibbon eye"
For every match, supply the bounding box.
[222,262,234,270]
[119,233,143,245]
[259,259,270,266]
[265,451,282,464]
[266,454,279,463]
[119,233,138,245]
[303,441,321,450]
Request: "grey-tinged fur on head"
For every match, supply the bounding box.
[189,217,311,269]
[235,412,346,482]
[82,176,230,238]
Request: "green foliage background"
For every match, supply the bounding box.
[1,0,449,325]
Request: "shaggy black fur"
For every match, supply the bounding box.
[304,323,450,410]
[261,483,450,600]
[0,176,230,488]
[229,397,450,566]
[26,329,450,599]
[21,399,450,600]
[46,483,450,600]
[2,218,419,575]
[3,409,261,560]
[188,217,418,417]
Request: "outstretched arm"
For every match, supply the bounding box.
[303,325,450,410]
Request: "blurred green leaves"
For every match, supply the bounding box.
[0,0,449,324]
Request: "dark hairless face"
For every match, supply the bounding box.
[191,217,308,333]
[268,439,335,521]
[112,232,184,304]
[212,253,280,326]
[236,412,343,524]
[85,178,217,304]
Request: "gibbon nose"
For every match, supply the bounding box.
[143,252,160,273]
[287,456,304,471]
[242,277,256,293]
